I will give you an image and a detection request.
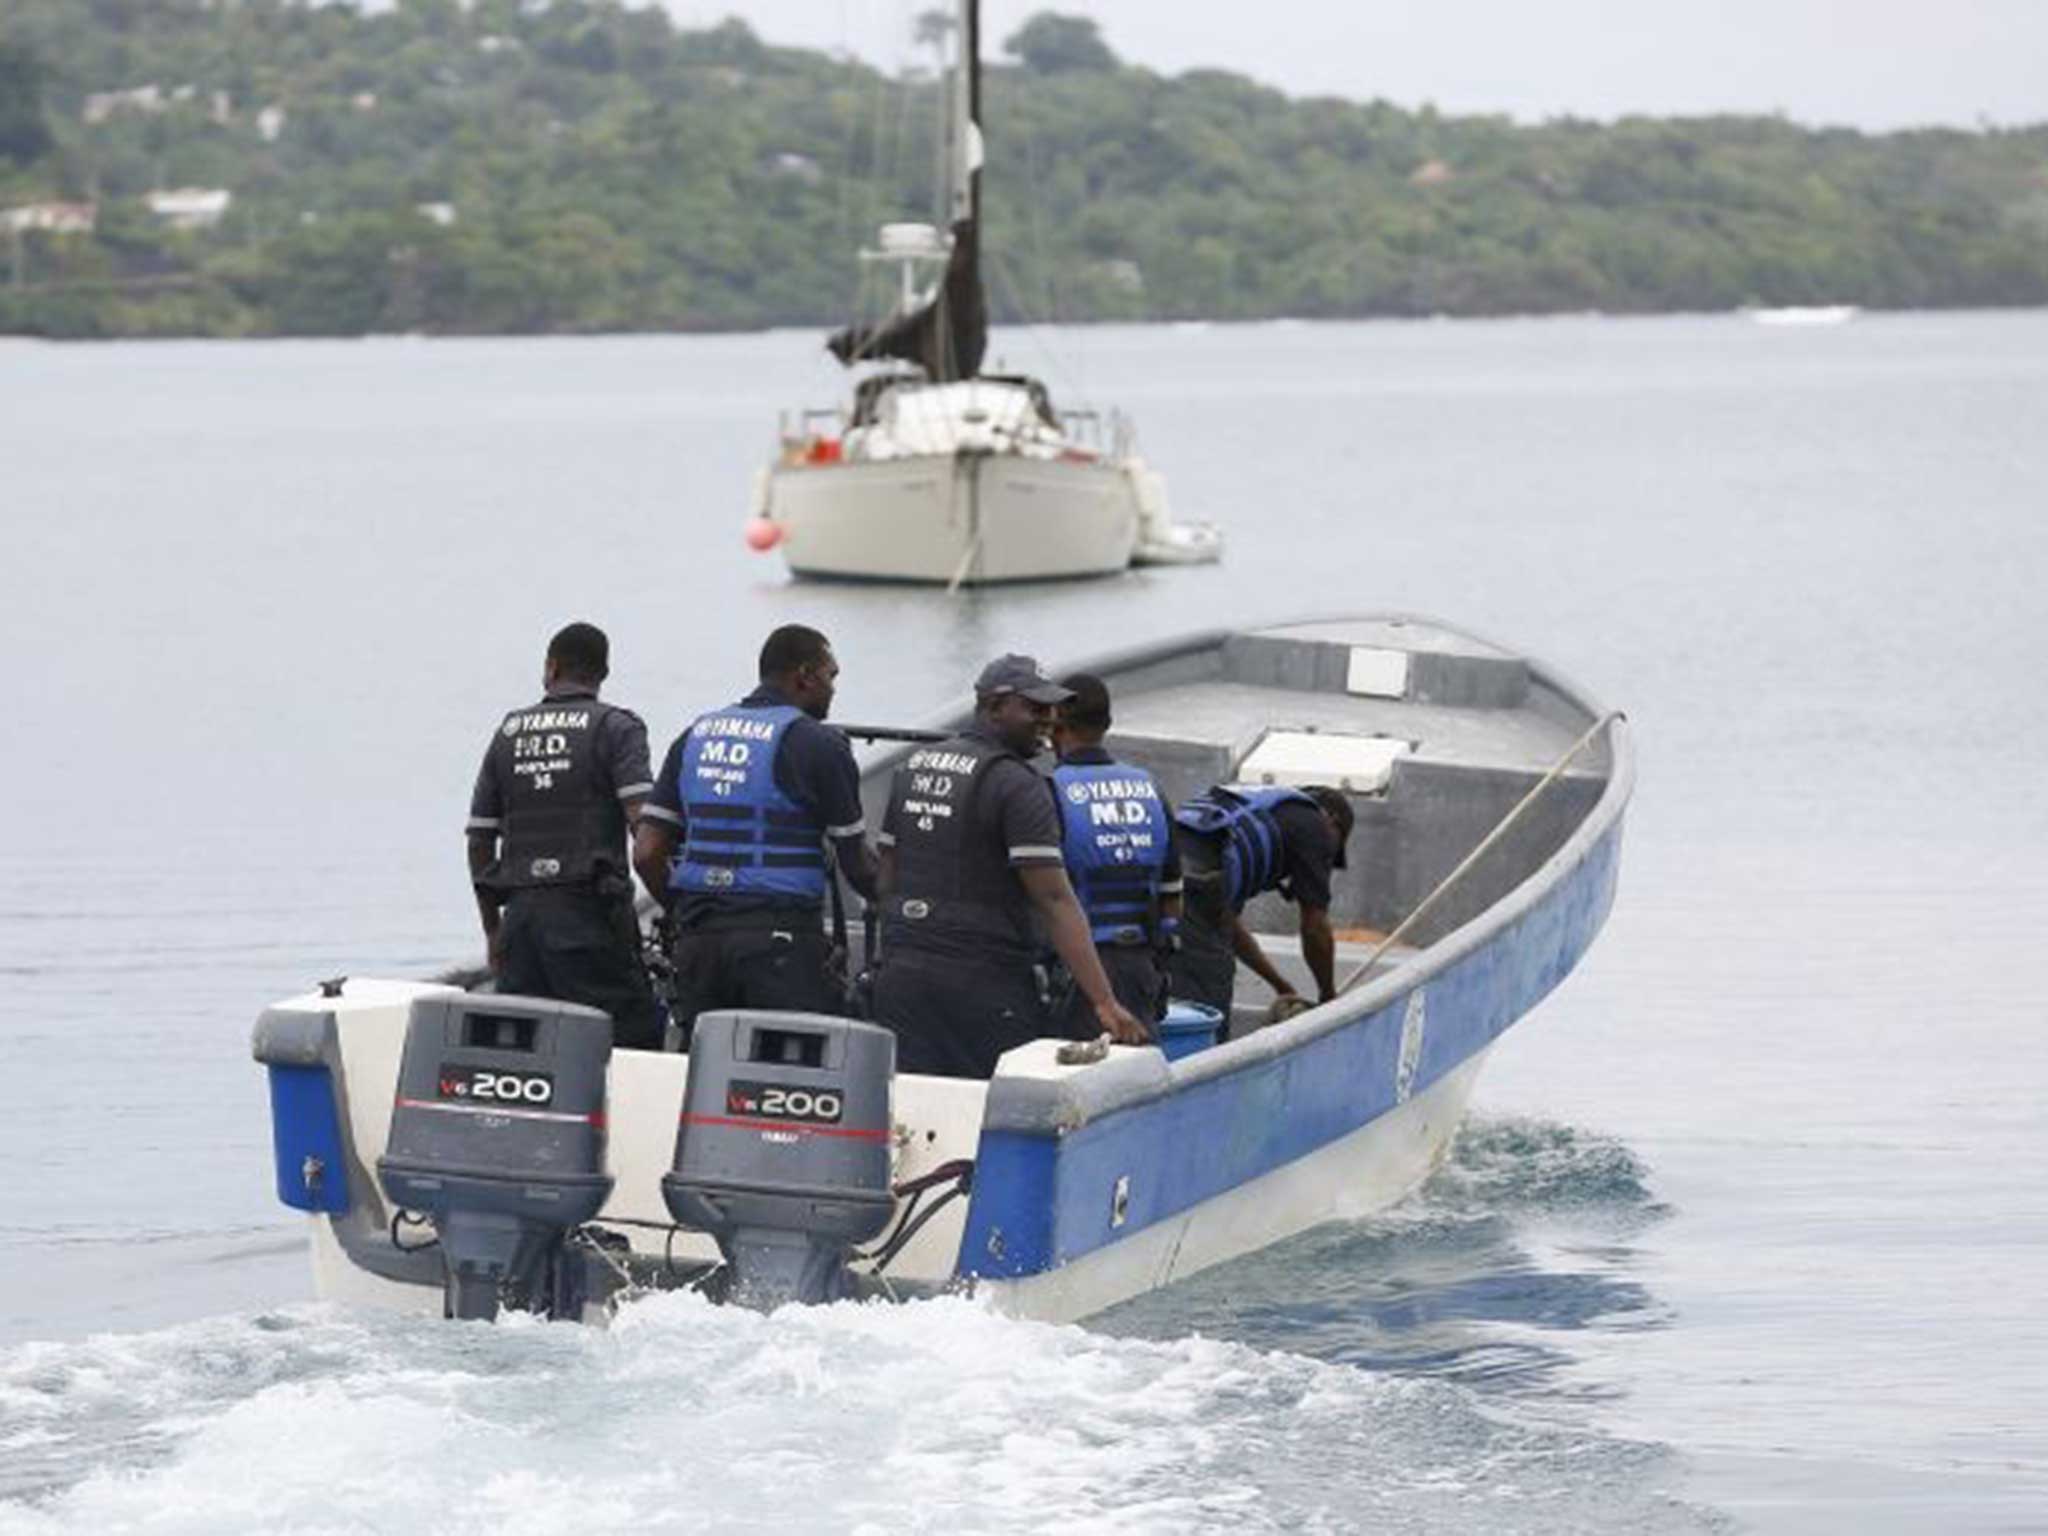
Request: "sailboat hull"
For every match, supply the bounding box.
[768,452,1139,585]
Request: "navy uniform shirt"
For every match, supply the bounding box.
[1264,798,1336,910]
[466,686,653,879]
[879,724,1066,961]
[645,684,867,928]
[1053,743,1186,899]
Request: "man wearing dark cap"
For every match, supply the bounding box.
[873,655,1148,1077]
[1048,673,1182,1032]
[466,622,661,1050]
[633,624,878,1041]
[1169,782,1355,1033]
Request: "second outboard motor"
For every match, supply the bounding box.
[663,1010,894,1308]
[378,994,614,1321]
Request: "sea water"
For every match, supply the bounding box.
[1,312,2044,1531]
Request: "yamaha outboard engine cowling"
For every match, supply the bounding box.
[378,994,614,1321]
[663,1010,894,1308]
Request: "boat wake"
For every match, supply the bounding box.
[1096,1114,1675,1385]
[0,1119,1708,1535]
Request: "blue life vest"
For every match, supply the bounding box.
[671,703,827,904]
[1053,759,1172,945]
[1174,785,1314,911]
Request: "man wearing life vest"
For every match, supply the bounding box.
[1048,673,1182,1032]
[466,622,661,1049]
[633,625,878,1041]
[1169,782,1355,1033]
[873,654,1148,1078]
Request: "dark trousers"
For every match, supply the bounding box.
[1055,944,1168,1039]
[1167,889,1238,1035]
[872,948,1047,1079]
[498,886,661,1050]
[668,922,841,1042]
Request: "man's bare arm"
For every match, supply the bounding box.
[1298,904,1336,1002]
[632,820,677,906]
[834,835,880,903]
[1017,865,1146,1045]
[1228,908,1298,998]
[466,831,503,972]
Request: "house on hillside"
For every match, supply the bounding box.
[146,188,233,230]
[1,203,98,235]
[83,85,165,124]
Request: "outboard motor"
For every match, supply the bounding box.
[663,1010,894,1308]
[378,994,614,1321]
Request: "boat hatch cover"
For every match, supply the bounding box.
[1346,646,1412,699]
[1237,730,1415,795]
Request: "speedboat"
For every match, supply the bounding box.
[746,0,1218,586]
[254,615,1631,1322]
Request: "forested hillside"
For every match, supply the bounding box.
[2,0,2045,337]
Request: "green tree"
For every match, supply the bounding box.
[0,37,55,164]
[1002,14,1117,74]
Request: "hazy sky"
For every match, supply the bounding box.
[659,0,2048,130]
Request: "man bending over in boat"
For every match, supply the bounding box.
[1169,784,1354,1036]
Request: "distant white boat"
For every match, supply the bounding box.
[749,0,1218,587]
[1746,304,1861,326]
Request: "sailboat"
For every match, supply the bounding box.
[749,0,1219,587]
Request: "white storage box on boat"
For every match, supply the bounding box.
[1237,729,1415,795]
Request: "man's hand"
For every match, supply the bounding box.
[1266,992,1314,1025]
[1094,994,1149,1045]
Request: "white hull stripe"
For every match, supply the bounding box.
[395,1096,599,1126]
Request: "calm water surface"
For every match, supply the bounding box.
[1,312,2044,1531]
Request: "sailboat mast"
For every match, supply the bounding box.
[950,0,982,231]
[825,2,986,379]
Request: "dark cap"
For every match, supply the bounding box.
[975,654,1074,705]
[1305,785,1354,870]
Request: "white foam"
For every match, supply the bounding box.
[0,1287,1681,1534]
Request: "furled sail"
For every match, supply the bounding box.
[826,219,986,380]
[826,0,985,382]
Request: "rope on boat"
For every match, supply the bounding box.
[1338,710,1625,998]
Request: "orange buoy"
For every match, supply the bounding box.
[744,518,784,552]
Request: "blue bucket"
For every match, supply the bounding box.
[1157,1001,1224,1062]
